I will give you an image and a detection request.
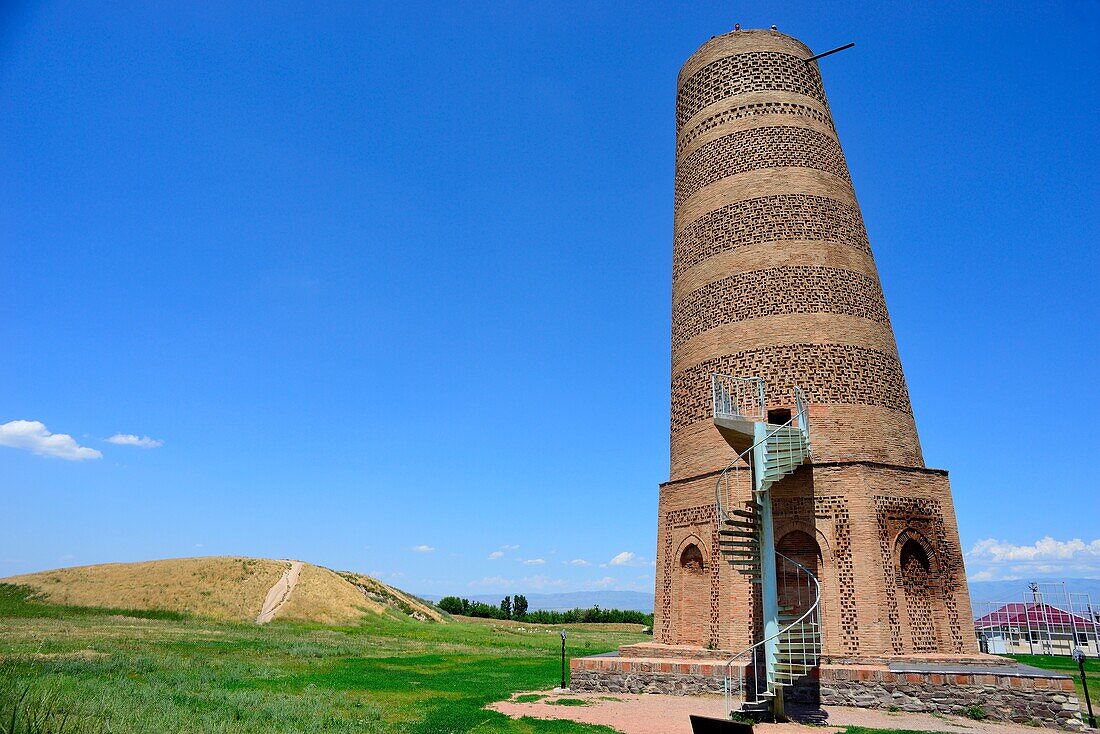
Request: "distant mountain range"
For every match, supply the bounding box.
[424,578,1100,617]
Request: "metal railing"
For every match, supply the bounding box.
[716,407,809,519]
[711,374,765,422]
[715,451,752,525]
[794,385,811,455]
[711,379,819,718]
[723,552,822,713]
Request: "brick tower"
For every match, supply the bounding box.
[572,30,1084,726]
[654,27,977,662]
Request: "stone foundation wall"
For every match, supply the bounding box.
[570,656,731,695]
[570,656,1084,730]
[815,664,1084,730]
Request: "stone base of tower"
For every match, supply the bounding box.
[653,461,979,657]
[569,649,1085,729]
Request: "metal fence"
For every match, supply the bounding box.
[974,582,1100,657]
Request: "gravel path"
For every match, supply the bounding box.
[489,690,1057,734]
[255,560,302,624]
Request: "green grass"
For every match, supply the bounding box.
[1010,653,1100,712]
[0,583,638,733]
[0,584,188,621]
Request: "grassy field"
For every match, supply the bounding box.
[1010,653,1100,713]
[0,581,1018,734]
[0,583,641,733]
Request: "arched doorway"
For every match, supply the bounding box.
[898,534,940,652]
[675,542,708,646]
[776,530,821,620]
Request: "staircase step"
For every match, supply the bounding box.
[766,446,805,456]
[730,509,759,519]
[763,467,800,480]
[774,661,812,671]
[776,655,819,664]
[765,434,804,445]
[718,529,757,538]
[765,454,804,466]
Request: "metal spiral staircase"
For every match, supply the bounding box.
[711,374,821,720]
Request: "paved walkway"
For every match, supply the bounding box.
[489,690,1058,734]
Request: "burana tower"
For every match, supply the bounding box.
[659,27,977,662]
[572,27,1084,729]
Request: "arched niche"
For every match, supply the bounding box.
[674,537,709,646]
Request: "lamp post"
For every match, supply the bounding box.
[1074,648,1096,728]
[560,629,568,690]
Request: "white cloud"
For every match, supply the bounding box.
[607,551,651,568]
[105,433,163,448]
[567,559,590,567]
[412,545,435,553]
[502,544,519,551]
[966,536,1100,581]
[590,576,616,589]
[522,558,545,565]
[487,550,504,560]
[0,420,102,461]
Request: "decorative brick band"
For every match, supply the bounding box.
[671,344,913,431]
[673,194,871,279]
[675,126,849,206]
[672,266,890,349]
[677,51,827,130]
[677,100,834,154]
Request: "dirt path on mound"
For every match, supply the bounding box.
[490,691,1053,734]
[256,561,302,624]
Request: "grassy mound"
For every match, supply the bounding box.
[2,557,442,626]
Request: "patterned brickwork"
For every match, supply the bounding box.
[773,493,859,654]
[659,505,721,649]
[672,266,889,349]
[875,497,968,654]
[675,126,849,205]
[900,548,938,651]
[818,495,858,654]
[671,344,912,432]
[673,194,870,279]
[677,101,834,154]
[677,51,827,130]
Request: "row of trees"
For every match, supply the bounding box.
[437,594,529,619]
[437,595,653,628]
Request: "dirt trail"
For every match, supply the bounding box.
[256,561,302,624]
[490,691,1055,734]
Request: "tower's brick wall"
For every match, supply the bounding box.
[668,30,923,480]
[655,28,977,659]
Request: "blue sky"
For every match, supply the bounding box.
[2,2,1098,595]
